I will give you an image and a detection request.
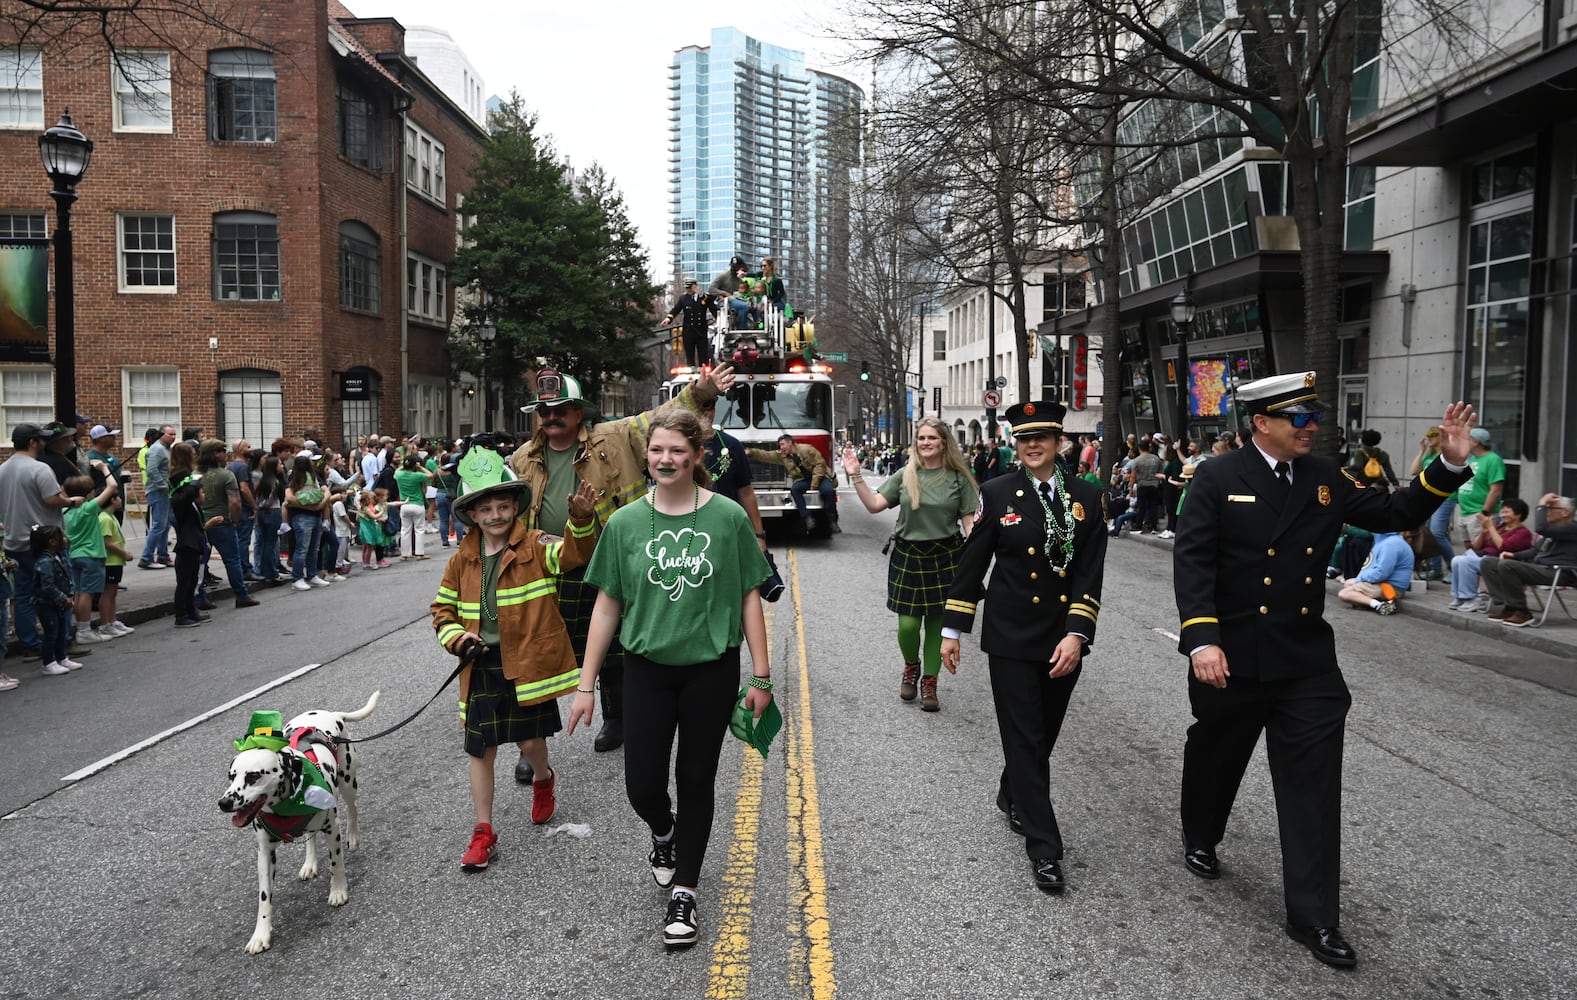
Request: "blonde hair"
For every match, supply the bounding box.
[901,418,972,509]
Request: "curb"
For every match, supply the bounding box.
[1117,530,1577,660]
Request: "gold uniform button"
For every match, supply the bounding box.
[1060,594,1069,603]
[1305,577,1313,585]
[1032,596,1041,604]
[1030,572,1038,580]
[1301,607,1309,615]
[1016,490,1024,497]
[1058,570,1067,578]
[1306,547,1315,555]
[1028,547,1036,555]
[1259,606,1268,614]
[1263,577,1272,585]
[1267,548,1276,557]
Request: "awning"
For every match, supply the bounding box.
[1037,249,1390,337]
[1350,40,1577,166]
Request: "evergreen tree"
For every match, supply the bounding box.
[451,94,656,411]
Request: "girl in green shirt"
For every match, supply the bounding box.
[570,408,772,951]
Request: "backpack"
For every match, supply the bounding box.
[1362,450,1383,481]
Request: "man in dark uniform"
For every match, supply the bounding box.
[940,399,1107,894]
[664,280,714,368]
[1173,371,1476,968]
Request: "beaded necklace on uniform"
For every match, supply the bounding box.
[1026,466,1076,571]
[704,435,731,481]
[649,483,700,587]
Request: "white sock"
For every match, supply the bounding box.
[654,826,675,844]
[672,887,695,900]
[1368,599,1382,610]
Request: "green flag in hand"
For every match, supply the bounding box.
[729,688,783,759]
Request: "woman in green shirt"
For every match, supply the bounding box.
[842,418,979,711]
[569,408,772,951]
[393,454,434,560]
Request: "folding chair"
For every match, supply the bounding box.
[1531,565,1576,627]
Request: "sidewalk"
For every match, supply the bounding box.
[1116,529,1577,660]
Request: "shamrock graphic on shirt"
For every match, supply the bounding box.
[646,528,714,601]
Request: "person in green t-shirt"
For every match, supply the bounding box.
[569,408,772,952]
[1454,428,1506,549]
[61,469,118,645]
[97,496,135,638]
[841,417,979,711]
[393,454,435,559]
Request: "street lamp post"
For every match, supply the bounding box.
[478,314,496,431]
[38,111,93,428]
[1170,289,1196,441]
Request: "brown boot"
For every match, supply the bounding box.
[900,662,921,701]
[919,674,940,712]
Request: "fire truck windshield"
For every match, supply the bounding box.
[718,381,832,432]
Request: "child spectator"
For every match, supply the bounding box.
[97,494,135,636]
[357,490,386,570]
[61,470,119,645]
[1336,530,1414,615]
[31,524,79,674]
[331,490,357,575]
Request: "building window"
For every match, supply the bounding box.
[0,213,45,239]
[1465,149,1534,479]
[406,377,447,440]
[405,121,446,205]
[122,368,182,439]
[208,49,277,143]
[118,214,176,292]
[340,367,381,449]
[1350,0,1382,121]
[933,328,946,361]
[0,47,44,129]
[337,83,381,170]
[213,211,280,301]
[112,50,172,132]
[0,367,53,433]
[339,221,381,313]
[1563,185,1577,496]
[218,368,283,444]
[1344,166,1376,251]
[405,252,447,325]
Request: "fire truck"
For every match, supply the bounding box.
[662,308,839,535]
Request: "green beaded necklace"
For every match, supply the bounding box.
[649,483,701,587]
[1026,466,1076,571]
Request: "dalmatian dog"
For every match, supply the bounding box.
[218,692,379,954]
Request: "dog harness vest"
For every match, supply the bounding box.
[257,736,336,843]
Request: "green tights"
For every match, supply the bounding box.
[897,614,944,677]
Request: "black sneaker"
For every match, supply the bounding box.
[650,828,677,888]
[663,891,698,949]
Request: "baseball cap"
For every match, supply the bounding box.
[1469,428,1492,444]
[89,424,120,441]
[11,422,48,448]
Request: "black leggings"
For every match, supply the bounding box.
[174,546,201,619]
[622,648,740,889]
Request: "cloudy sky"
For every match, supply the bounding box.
[359,0,865,283]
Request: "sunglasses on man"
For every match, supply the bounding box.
[1274,411,1323,428]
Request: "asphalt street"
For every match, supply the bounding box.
[0,479,1573,999]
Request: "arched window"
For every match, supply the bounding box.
[339,221,381,313]
[218,368,283,444]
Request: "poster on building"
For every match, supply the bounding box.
[0,240,51,363]
[1188,359,1227,418]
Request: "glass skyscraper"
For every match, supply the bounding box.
[670,27,862,315]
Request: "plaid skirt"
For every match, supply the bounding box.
[462,648,562,758]
[887,535,965,616]
[559,566,624,673]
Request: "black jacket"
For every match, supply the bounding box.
[944,472,1107,655]
[1173,445,1470,680]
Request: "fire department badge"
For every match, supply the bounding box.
[1317,485,1331,506]
[1071,501,1086,521]
[1304,372,1316,387]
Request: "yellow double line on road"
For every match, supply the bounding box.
[706,549,836,1000]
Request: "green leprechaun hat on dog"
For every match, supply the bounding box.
[450,442,531,528]
[235,710,288,753]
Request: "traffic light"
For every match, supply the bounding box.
[859,361,870,382]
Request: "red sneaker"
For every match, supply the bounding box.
[460,823,498,872]
[531,767,556,825]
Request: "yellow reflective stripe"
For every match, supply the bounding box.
[496,580,559,607]
[944,599,977,614]
[458,699,467,723]
[437,623,468,646]
[515,667,580,702]
[1417,467,1452,498]
[543,540,563,576]
[568,518,596,538]
[1180,616,1219,629]
[436,585,459,600]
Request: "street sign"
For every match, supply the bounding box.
[994,376,1008,389]
[983,389,1002,408]
[821,352,849,362]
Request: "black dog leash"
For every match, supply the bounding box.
[333,645,484,745]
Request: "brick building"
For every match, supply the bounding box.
[0,0,486,454]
